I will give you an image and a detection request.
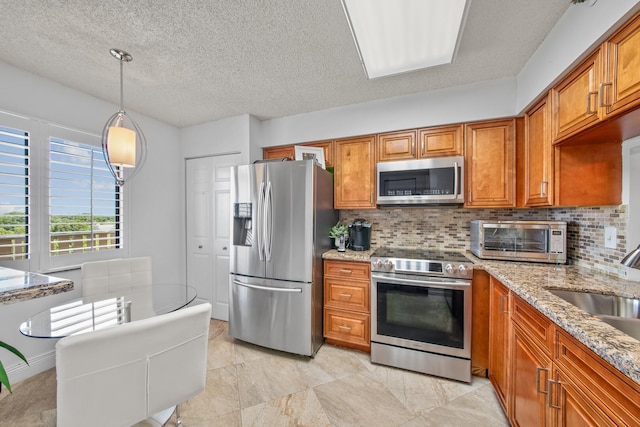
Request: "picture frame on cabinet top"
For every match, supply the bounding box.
[294,145,325,169]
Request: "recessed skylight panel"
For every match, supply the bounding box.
[342,0,468,79]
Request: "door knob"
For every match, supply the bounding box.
[223,246,228,251]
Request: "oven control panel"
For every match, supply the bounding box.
[370,257,473,279]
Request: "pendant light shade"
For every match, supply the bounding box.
[101,48,147,186]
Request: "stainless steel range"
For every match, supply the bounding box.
[370,247,473,383]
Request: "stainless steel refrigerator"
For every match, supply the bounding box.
[229,160,336,356]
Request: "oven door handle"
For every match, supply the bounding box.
[371,274,471,290]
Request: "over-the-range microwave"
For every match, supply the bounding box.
[470,220,567,264]
[376,156,464,206]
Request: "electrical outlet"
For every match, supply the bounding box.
[604,226,617,249]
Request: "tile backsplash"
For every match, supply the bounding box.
[340,205,629,278]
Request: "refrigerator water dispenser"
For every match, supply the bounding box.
[233,203,252,246]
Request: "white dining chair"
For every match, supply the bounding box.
[81,256,152,301]
[55,302,212,427]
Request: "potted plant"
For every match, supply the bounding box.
[0,340,28,393]
[329,222,348,248]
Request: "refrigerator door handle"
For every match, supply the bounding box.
[257,181,265,260]
[265,180,273,261]
[232,279,302,293]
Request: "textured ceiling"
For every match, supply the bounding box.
[0,0,570,128]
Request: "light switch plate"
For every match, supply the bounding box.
[604,226,617,249]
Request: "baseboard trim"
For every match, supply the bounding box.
[6,349,56,383]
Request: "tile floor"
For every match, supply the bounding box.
[0,320,508,426]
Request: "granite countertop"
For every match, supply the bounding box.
[321,247,640,386]
[0,266,74,304]
[466,252,640,386]
[323,248,377,262]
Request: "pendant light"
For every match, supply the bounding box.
[101,48,148,186]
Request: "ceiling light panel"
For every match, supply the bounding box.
[342,0,468,79]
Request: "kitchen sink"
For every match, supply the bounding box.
[548,289,640,341]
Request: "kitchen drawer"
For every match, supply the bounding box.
[512,295,554,355]
[324,308,370,350]
[324,260,370,280]
[324,277,369,312]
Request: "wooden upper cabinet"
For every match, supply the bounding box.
[554,140,621,207]
[418,124,464,158]
[334,135,376,209]
[377,125,464,162]
[377,130,416,162]
[465,119,516,208]
[263,141,334,167]
[601,11,640,119]
[551,49,603,144]
[263,145,294,161]
[524,95,553,207]
[301,140,334,168]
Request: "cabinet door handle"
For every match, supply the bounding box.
[599,82,612,107]
[536,367,549,394]
[411,141,415,156]
[338,325,352,331]
[339,269,353,274]
[499,294,509,314]
[540,181,548,197]
[547,379,562,409]
[338,293,353,298]
[585,90,598,115]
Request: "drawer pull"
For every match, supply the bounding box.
[536,367,549,394]
[338,325,352,331]
[339,269,353,274]
[338,293,352,298]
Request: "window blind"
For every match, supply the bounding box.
[0,125,29,261]
[49,137,121,255]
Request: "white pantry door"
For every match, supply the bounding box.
[186,153,241,320]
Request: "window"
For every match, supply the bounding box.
[49,137,121,256]
[0,113,127,272]
[0,124,29,261]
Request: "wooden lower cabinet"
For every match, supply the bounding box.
[471,269,490,377]
[323,259,371,352]
[554,329,640,426]
[489,276,511,412]
[489,284,640,426]
[551,367,615,427]
[511,324,553,426]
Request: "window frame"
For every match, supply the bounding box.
[0,112,36,272]
[0,111,129,273]
[41,124,128,272]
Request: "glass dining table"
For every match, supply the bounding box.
[19,284,197,339]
